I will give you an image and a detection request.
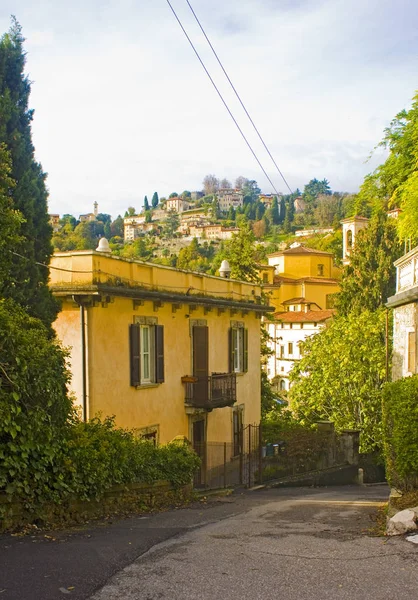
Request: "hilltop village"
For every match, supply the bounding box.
[1,18,418,573]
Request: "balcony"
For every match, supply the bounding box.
[182,373,237,410]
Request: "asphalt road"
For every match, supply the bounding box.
[1,485,417,600]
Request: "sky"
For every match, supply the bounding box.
[1,0,417,219]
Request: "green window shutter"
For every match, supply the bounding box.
[155,325,165,383]
[229,328,234,373]
[243,328,248,373]
[129,323,141,386]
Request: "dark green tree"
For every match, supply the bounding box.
[124,206,136,217]
[110,215,124,238]
[169,192,178,198]
[279,197,286,224]
[144,195,150,211]
[270,196,280,225]
[303,178,332,203]
[145,210,152,223]
[0,143,22,283]
[335,211,402,315]
[103,221,111,239]
[227,205,236,221]
[60,214,77,229]
[164,209,180,239]
[96,213,111,224]
[151,191,159,208]
[0,18,58,327]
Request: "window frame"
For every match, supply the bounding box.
[129,320,164,387]
[229,323,248,374]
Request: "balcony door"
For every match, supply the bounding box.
[192,325,209,404]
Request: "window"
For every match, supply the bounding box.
[408,330,416,373]
[139,425,159,446]
[326,294,336,309]
[262,273,269,284]
[229,324,248,373]
[279,379,286,391]
[317,264,324,276]
[129,321,164,386]
[232,406,243,456]
[288,342,293,355]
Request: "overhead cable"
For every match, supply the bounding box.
[185,0,293,195]
[165,0,282,197]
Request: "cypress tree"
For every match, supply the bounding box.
[0,18,58,327]
[270,196,279,225]
[144,195,150,211]
[151,191,159,209]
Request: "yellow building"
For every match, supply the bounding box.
[260,245,341,390]
[49,243,271,449]
[260,245,341,312]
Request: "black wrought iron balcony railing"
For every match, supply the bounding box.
[182,372,237,410]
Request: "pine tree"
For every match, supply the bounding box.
[0,19,58,327]
[152,191,159,209]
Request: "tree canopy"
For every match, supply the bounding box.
[335,211,401,315]
[289,310,387,452]
[0,18,58,327]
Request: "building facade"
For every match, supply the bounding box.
[216,189,244,212]
[49,248,270,447]
[387,246,418,380]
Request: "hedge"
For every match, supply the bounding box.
[382,376,418,490]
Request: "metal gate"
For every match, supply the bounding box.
[193,424,262,490]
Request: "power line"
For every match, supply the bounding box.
[165,0,282,197]
[185,0,293,195]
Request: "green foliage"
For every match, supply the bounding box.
[270,196,279,225]
[163,209,180,239]
[152,191,159,208]
[289,310,387,452]
[144,195,150,211]
[64,417,200,498]
[335,211,402,315]
[382,376,418,490]
[303,178,332,203]
[0,298,73,505]
[0,18,58,327]
[355,92,418,239]
[225,221,260,283]
[169,192,178,198]
[0,143,23,283]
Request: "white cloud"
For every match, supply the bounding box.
[1,0,417,218]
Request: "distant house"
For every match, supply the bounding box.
[165,197,190,213]
[216,189,244,212]
[260,245,341,389]
[49,214,60,232]
[265,302,335,391]
[387,246,418,379]
[49,246,271,448]
[79,201,98,223]
[258,194,278,208]
[294,197,306,213]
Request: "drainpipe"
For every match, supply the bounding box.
[73,296,88,422]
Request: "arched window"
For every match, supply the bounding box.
[279,379,286,391]
[346,229,353,249]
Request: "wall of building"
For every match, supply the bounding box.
[392,302,418,380]
[53,297,261,444]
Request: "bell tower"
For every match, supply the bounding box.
[340,216,369,265]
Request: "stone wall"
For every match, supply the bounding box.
[0,480,193,532]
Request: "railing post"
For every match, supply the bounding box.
[258,423,263,485]
[239,426,244,485]
[223,442,227,488]
[248,424,252,488]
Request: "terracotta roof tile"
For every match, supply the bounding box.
[271,309,336,323]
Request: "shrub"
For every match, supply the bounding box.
[63,417,201,498]
[0,299,73,506]
[382,376,418,490]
